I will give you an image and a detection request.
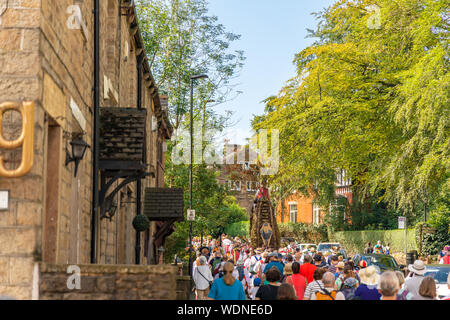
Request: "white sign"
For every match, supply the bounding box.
[398,216,406,229]
[0,190,9,210]
[187,209,195,221]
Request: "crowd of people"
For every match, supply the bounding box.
[190,235,450,301]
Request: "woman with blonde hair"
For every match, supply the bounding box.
[354,266,381,300]
[395,270,412,300]
[208,262,246,300]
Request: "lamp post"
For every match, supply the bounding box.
[188,74,208,284]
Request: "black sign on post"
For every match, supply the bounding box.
[143,188,185,221]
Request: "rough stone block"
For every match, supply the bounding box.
[9,257,34,285]
[0,77,41,101]
[0,29,22,51]
[0,285,31,300]
[0,227,36,255]
[96,275,115,293]
[0,8,41,28]
[0,201,16,227]
[16,201,42,226]
[0,51,40,77]
[21,29,40,51]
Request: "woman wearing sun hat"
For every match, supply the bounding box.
[354,266,381,300]
[404,260,427,298]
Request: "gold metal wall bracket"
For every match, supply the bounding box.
[0,101,35,178]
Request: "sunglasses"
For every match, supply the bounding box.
[224,270,234,274]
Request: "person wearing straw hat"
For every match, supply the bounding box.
[354,266,381,300]
[404,260,427,299]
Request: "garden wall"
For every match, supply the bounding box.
[38,263,178,300]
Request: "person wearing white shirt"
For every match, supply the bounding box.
[193,256,214,300]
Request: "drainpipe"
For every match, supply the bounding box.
[135,54,143,264]
[90,0,100,264]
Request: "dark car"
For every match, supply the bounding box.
[353,253,405,273]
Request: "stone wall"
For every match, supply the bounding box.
[0,0,172,299]
[0,0,44,300]
[38,263,178,300]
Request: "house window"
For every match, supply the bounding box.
[336,169,351,187]
[313,203,321,225]
[243,162,250,171]
[289,203,297,223]
[235,181,241,191]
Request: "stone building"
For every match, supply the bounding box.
[0,0,182,299]
[218,144,260,218]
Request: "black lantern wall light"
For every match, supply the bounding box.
[65,135,90,177]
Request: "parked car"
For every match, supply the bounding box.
[423,265,450,300]
[317,242,341,254]
[298,243,317,252]
[353,253,404,273]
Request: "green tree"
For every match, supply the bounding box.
[136,0,245,130]
[252,0,449,222]
[135,0,248,262]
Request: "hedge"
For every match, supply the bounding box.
[329,229,417,254]
[279,223,328,244]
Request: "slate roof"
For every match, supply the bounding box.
[143,188,184,221]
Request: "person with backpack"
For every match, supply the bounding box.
[303,267,326,300]
[193,256,214,300]
[209,251,223,277]
[250,248,263,274]
[339,277,359,300]
[208,262,246,300]
[311,272,345,300]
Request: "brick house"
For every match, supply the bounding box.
[276,169,353,225]
[218,144,260,218]
[0,0,182,299]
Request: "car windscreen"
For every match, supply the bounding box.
[362,256,398,269]
[318,244,339,251]
[424,268,450,284]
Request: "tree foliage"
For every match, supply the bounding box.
[136,0,245,130]
[135,0,248,262]
[252,0,449,220]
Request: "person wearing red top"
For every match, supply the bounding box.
[300,255,317,283]
[439,249,450,264]
[285,262,308,300]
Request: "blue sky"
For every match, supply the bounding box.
[207,0,335,145]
